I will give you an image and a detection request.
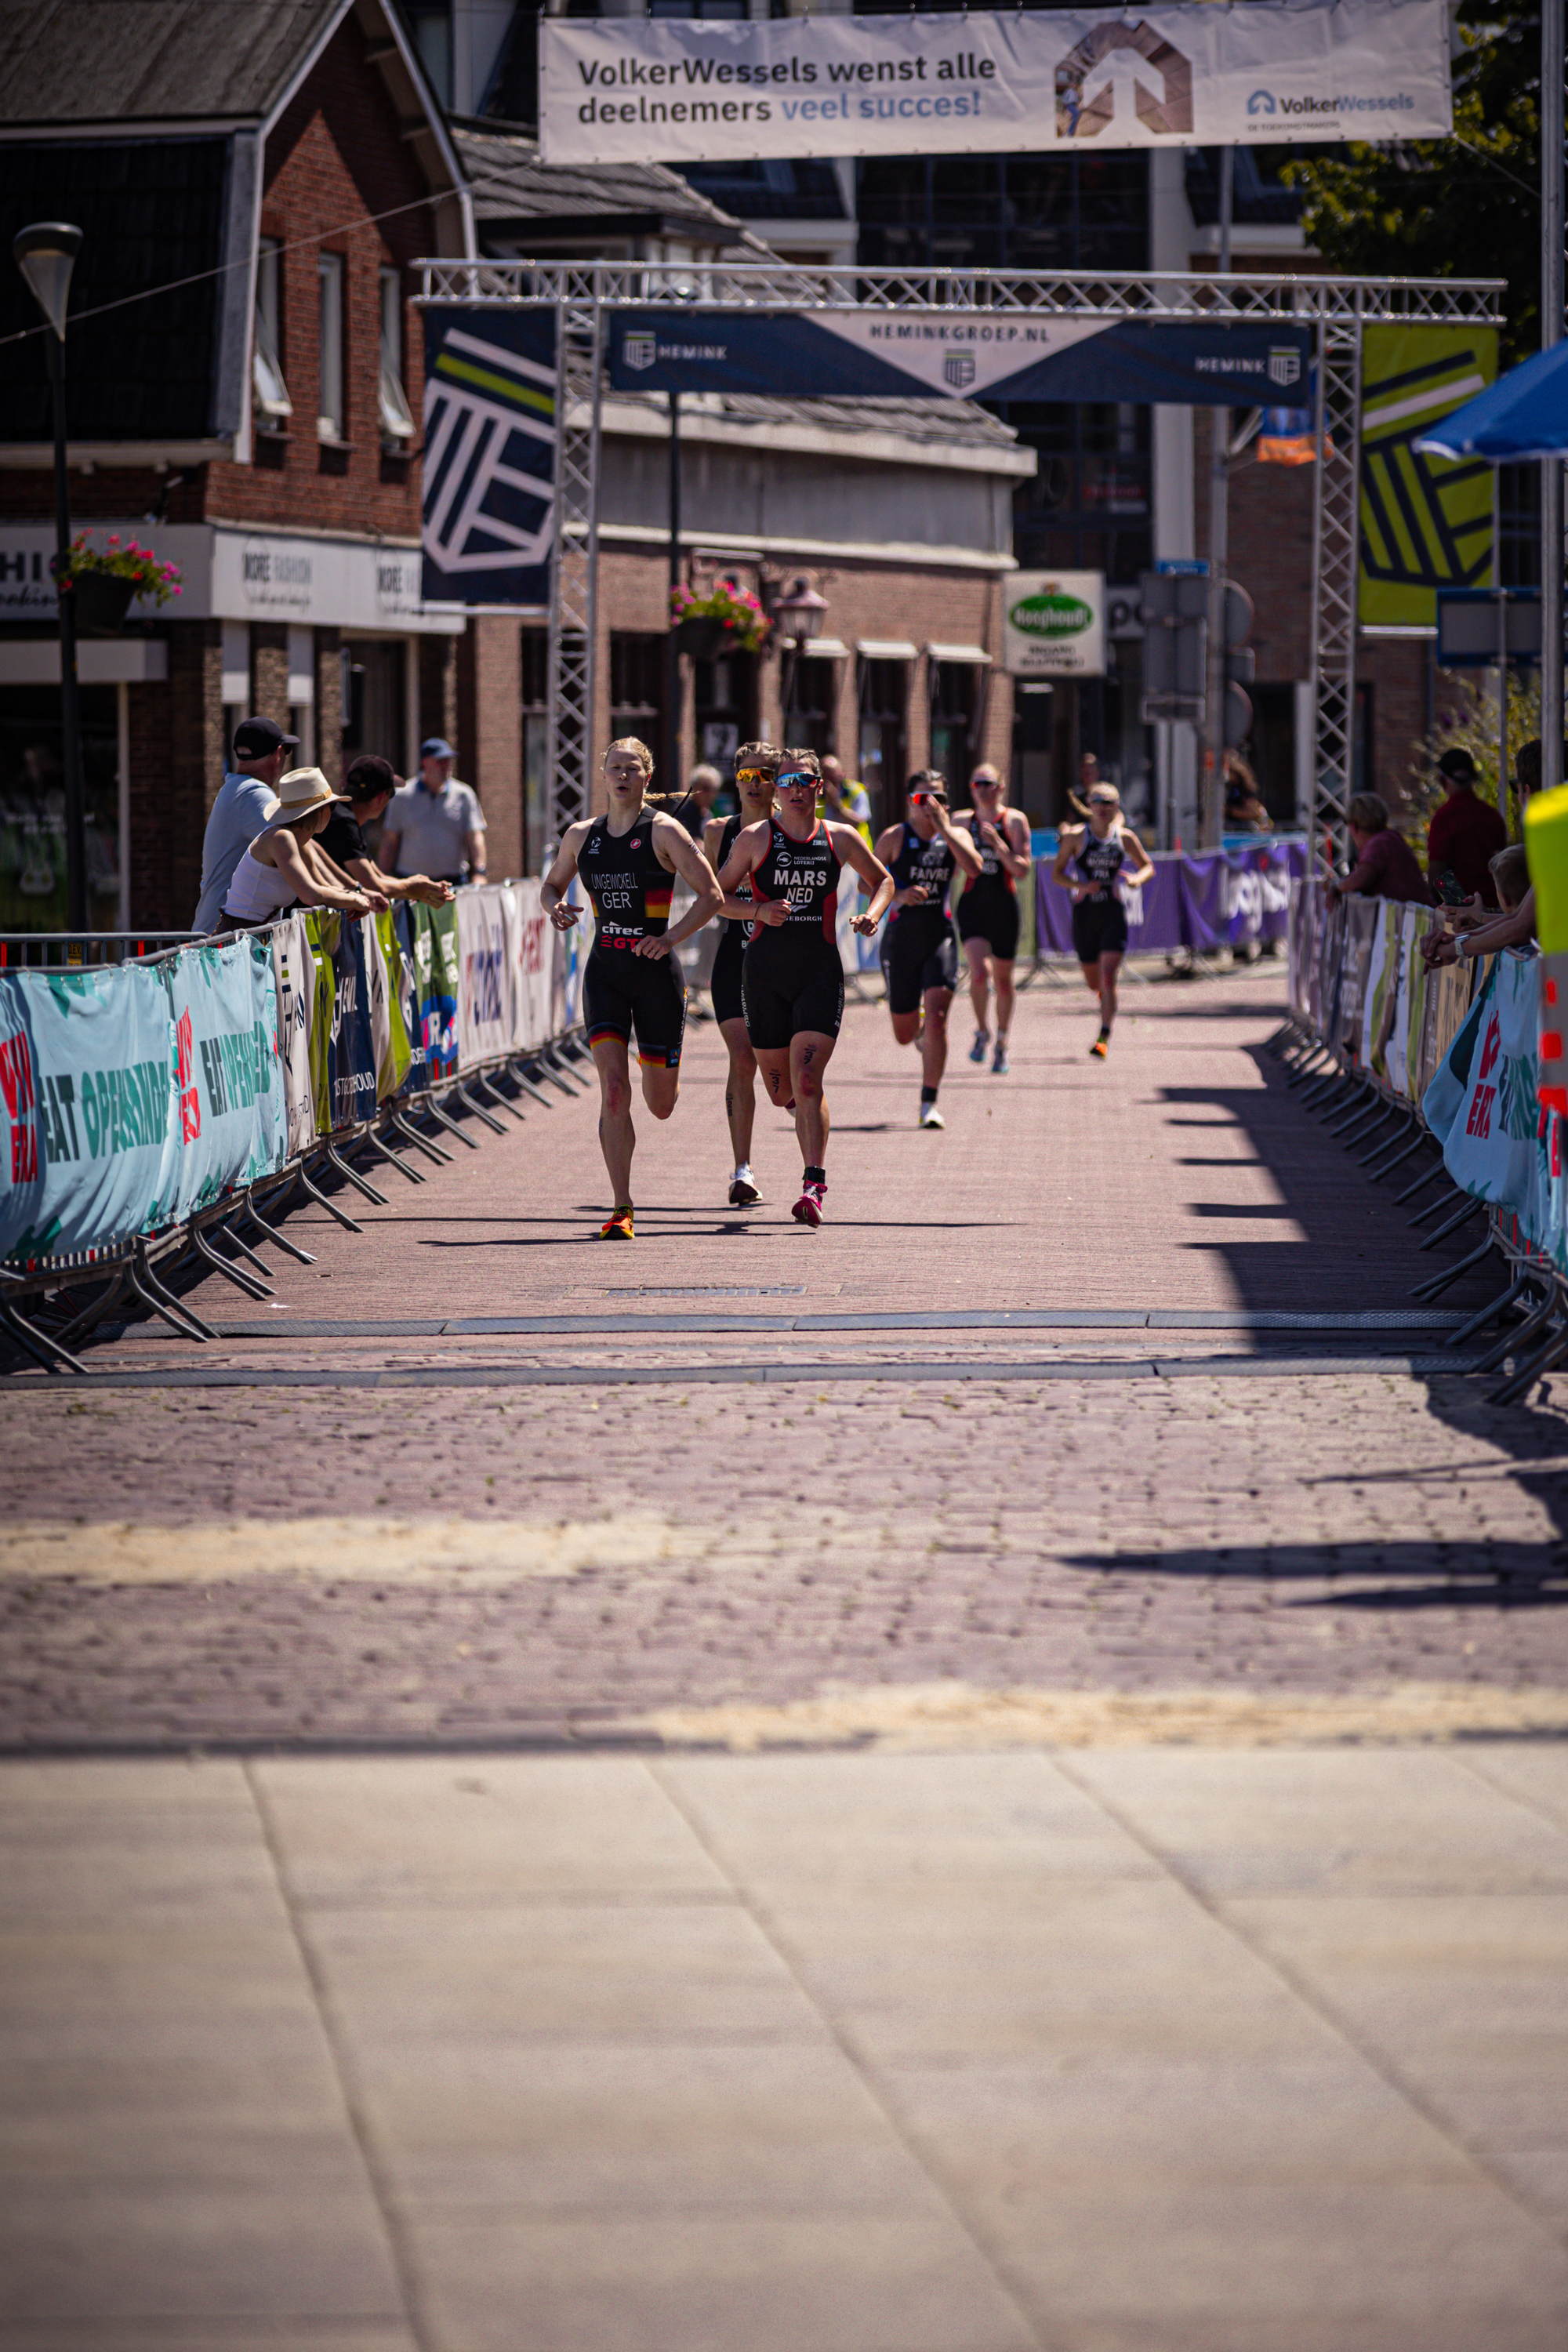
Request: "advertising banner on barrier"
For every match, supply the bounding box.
[303,913,378,1134]
[368,913,415,1105]
[1423,950,1551,1234]
[0,962,176,1262]
[543,0,1452,166]
[401,901,461,1086]
[457,887,514,1069]
[1035,844,1303,960]
[510,879,554,1050]
[271,916,318,1158]
[1335,897,1379,1054]
[163,939,287,1220]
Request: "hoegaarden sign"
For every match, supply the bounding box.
[1004,570,1105,677]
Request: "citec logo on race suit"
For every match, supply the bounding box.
[623,332,658,371]
[1055,23,1193,140]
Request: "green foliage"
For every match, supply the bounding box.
[1284,0,1543,365]
[1410,670,1538,838]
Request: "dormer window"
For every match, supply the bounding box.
[252,237,291,426]
[379,266,415,451]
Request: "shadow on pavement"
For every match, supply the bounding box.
[1064,1538,1568,1610]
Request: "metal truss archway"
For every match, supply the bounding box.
[416,261,1503,848]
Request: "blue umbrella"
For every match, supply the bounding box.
[1417,340,1568,459]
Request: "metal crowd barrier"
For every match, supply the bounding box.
[0,896,589,1377]
[1269,886,1564,1406]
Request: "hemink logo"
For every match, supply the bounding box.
[623,332,657,372]
[1055,22,1193,139]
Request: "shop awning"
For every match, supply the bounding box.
[800,637,850,659]
[926,642,992,664]
[856,638,918,659]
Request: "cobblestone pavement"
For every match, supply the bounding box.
[4,967,1566,1750]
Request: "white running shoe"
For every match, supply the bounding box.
[728,1171,760,1207]
[919,1101,946,1130]
[968,1027,989,1064]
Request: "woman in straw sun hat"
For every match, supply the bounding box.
[216,766,387,933]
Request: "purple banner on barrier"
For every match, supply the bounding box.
[1033,841,1304,959]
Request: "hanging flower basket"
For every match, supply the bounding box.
[670,575,770,659]
[70,572,138,637]
[57,532,182,637]
[675,614,731,661]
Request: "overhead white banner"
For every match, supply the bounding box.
[541,0,1450,166]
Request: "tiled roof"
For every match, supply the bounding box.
[0,0,342,124]
[610,387,1022,456]
[455,122,756,247]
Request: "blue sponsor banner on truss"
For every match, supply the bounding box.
[422,307,557,608]
[609,310,1313,408]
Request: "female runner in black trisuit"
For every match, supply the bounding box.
[957,761,1033,1076]
[541,737,722,1237]
[873,771,982,1128]
[717,749,892,1226]
[702,740,779,1207]
[1050,780,1155,1058]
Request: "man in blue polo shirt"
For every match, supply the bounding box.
[380,738,488,886]
[193,716,297,933]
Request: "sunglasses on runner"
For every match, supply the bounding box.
[735,766,771,786]
[778,771,815,789]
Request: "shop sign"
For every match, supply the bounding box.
[1004,570,1105,677]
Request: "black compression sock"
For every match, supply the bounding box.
[920,1084,938,1105]
[804,1164,826,1187]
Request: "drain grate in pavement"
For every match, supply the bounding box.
[603,1283,809,1298]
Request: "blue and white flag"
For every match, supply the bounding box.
[422,307,556,608]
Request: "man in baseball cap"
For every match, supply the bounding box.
[1427,742,1507,908]
[193,715,299,933]
[380,736,487,887]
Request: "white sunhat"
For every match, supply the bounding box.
[259,766,349,829]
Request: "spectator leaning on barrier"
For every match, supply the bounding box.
[217,768,383,933]
[319,758,456,909]
[1327,793,1436,908]
[1426,747,1508,908]
[379,739,487,886]
[193,716,298,934]
[1424,845,1537,969]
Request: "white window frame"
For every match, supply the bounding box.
[379,265,415,450]
[318,251,345,444]
[252,236,292,426]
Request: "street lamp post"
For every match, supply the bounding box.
[13,222,86,930]
[772,576,828,737]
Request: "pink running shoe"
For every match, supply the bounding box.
[792,1181,825,1228]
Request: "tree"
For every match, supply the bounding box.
[1285,0,1544,364]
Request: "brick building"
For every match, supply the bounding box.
[0,0,473,931]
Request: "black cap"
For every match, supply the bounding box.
[232,716,299,758]
[1436,746,1478,786]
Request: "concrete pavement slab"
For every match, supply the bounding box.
[408,2209,1036,2352]
[1061,1748,1568,1896]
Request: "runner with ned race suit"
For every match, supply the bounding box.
[1050,779,1155,1058]
[873,771,982,1129]
[702,740,779,1207]
[956,760,1032,1076]
[717,748,892,1227]
[541,736,722,1238]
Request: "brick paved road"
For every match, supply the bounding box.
[4,965,1566,1750]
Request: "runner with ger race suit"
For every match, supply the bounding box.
[702,740,779,1207]
[1050,779,1155,1058]
[717,748,893,1227]
[541,737,722,1239]
[873,771,982,1129]
[957,760,1033,1077]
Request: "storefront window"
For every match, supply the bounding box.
[521,629,549,873]
[858,657,906,827]
[0,685,120,932]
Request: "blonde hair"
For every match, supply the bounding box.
[1071,782,1123,832]
[606,736,654,776]
[1490,843,1530,909]
[779,747,822,780]
[735,742,781,776]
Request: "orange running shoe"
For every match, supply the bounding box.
[1090,1034,1109,1060]
[597,1205,634,1240]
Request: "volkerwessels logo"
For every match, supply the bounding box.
[944,353,976,390]
[1055,21,1193,139]
[1247,89,1276,116]
[623,332,658,372]
[1010,586,1094,640]
[1269,347,1302,388]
